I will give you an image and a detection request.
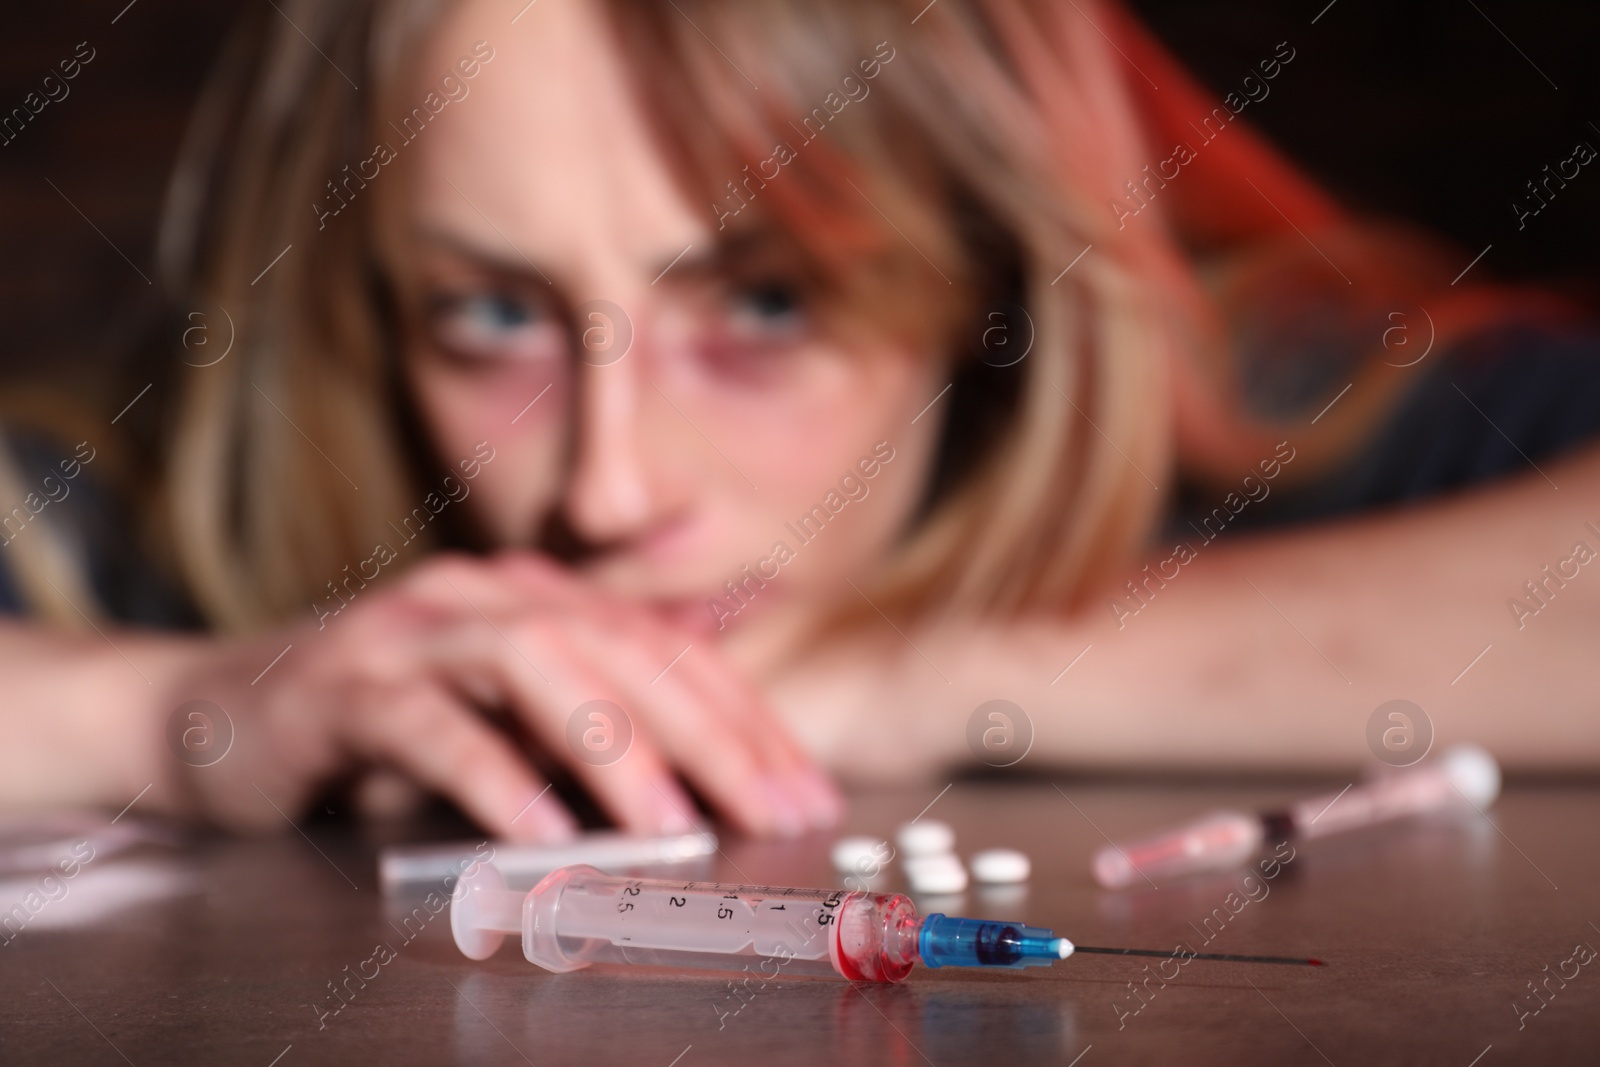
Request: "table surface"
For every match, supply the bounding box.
[3,778,1598,1066]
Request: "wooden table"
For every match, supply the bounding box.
[3,778,1597,1065]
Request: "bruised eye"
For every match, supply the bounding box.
[692,278,812,385]
[428,291,563,363]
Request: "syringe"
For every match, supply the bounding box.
[452,863,1320,982]
[1091,744,1502,889]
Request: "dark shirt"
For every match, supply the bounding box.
[1166,321,1600,537]
[0,434,201,628]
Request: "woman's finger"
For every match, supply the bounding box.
[663,638,843,829]
[558,617,802,837]
[340,680,578,843]
[424,620,705,838]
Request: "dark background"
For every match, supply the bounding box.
[2,0,1597,401]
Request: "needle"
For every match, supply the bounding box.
[1072,946,1323,966]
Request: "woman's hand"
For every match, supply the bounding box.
[152,552,842,841]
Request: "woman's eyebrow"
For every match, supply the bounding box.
[413,226,786,288]
[659,231,793,282]
[413,226,556,287]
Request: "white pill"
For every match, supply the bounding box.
[1442,744,1501,808]
[971,848,1031,884]
[830,836,889,874]
[905,854,968,895]
[896,819,955,857]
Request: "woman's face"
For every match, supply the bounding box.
[393,0,948,638]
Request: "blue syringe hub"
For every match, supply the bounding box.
[917,914,1074,970]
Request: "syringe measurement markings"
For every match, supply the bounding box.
[675,882,837,896]
[599,882,835,959]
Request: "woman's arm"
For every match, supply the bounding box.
[769,441,1600,779]
[0,621,183,813]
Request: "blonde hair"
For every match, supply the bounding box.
[0,425,100,629]
[152,0,444,628]
[40,0,1555,631]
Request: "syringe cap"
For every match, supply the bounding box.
[452,860,511,961]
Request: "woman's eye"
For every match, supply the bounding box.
[429,292,561,362]
[726,280,805,336]
[693,278,813,382]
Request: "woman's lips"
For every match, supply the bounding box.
[631,513,708,566]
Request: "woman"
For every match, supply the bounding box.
[2,0,1596,841]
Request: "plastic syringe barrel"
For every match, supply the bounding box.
[452,862,923,982]
[1092,810,1265,889]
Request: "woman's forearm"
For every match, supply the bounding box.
[0,621,189,814]
[783,443,1600,779]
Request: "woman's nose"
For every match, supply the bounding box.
[560,315,660,546]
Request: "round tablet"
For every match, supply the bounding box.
[905,854,968,895]
[971,848,1031,884]
[830,836,889,874]
[896,819,955,857]
[1442,744,1501,808]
